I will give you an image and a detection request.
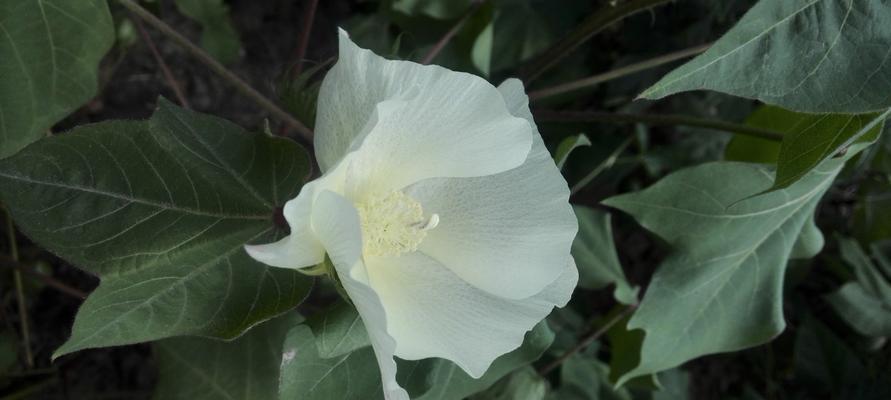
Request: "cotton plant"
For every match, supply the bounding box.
[245,30,579,399]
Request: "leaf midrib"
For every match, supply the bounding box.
[0,172,269,220]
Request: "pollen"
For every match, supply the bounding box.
[356,191,437,257]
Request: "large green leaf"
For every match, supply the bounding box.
[641,0,891,113]
[0,0,114,158]
[571,206,637,305]
[603,155,850,383]
[470,367,547,400]
[0,99,313,357]
[825,237,891,337]
[173,0,241,64]
[154,313,300,400]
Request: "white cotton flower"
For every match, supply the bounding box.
[245,29,578,400]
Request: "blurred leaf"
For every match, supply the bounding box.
[571,206,638,305]
[154,313,299,400]
[550,352,633,400]
[0,331,17,374]
[279,62,327,131]
[343,14,398,57]
[0,99,314,357]
[606,314,657,390]
[0,0,114,159]
[641,0,891,114]
[174,0,241,64]
[854,130,891,242]
[306,302,370,358]
[653,369,690,400]
[490,0,553,73]
[724,105,786,164]
[825,237,891,337]
[603,150,858,383]
[392,0,474,19]
[554,134,591,170]
[279,324,381,400]
[794,317,866,396]
[470,366,547,400]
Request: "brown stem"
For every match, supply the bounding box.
[529,42,711,101]
[538,305,637,375]
[291,0,319,78]
[420,1,487,65]
[520,0,673,84]
[534,110,785,142]
[4,211,33,368]
[0,255,88,300]
[116,0,314,141]
[132,17,191,109]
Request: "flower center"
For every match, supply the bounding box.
[356,191,438,257]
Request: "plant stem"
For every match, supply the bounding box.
[529,42,712,101]
[5,210,33,368]
[115,0,314,141]
[534,110,785,142]
[520,0,673,83]
[132,17,191,109]
[571,138,633,195]
[420,0,487,65]
[538,305,637,375]
[291,0,319,78]
[0,255,88,300]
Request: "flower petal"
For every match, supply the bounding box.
[366,251,578,377]
[244,182,324,269]
[310,190,409,400]
[404,79,576,299]
[315,30,532,188]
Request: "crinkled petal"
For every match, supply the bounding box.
[403,79,576,299]
[315,29,532,186]
[366,251,578,377]
[310,190,409,400]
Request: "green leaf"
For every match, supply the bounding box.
[554,134,591,170]
[653,369,691,400]
[641,0,891,113]
[306,301,370,358]
[793,317,865,395]
[0,0,114,158]
[279,324,382,400]
[603,155,850,384]
[825,237,891,337]
[392,0,474,19]
[727,105,885,192]
[470,366,547,400]
[173,0,241,64]
[411,322,555,400]
[854,129,891,242]
[490,0,554,73]
[0,99,313,357]
[0,330,17,374]
[551,352,632,400]
[571,206,637,305]
[606,313,656,390]
[154,313,300,400]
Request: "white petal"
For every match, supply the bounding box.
[315,29,532,186]
[244,182,324,269]
[310,190,409,400]
[404,80,576,299]
[366,251,578,377]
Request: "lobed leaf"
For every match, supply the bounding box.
[0,99,314,357]
[641,0,891,114]
[571,206,637,305]
[603,154,850,383]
